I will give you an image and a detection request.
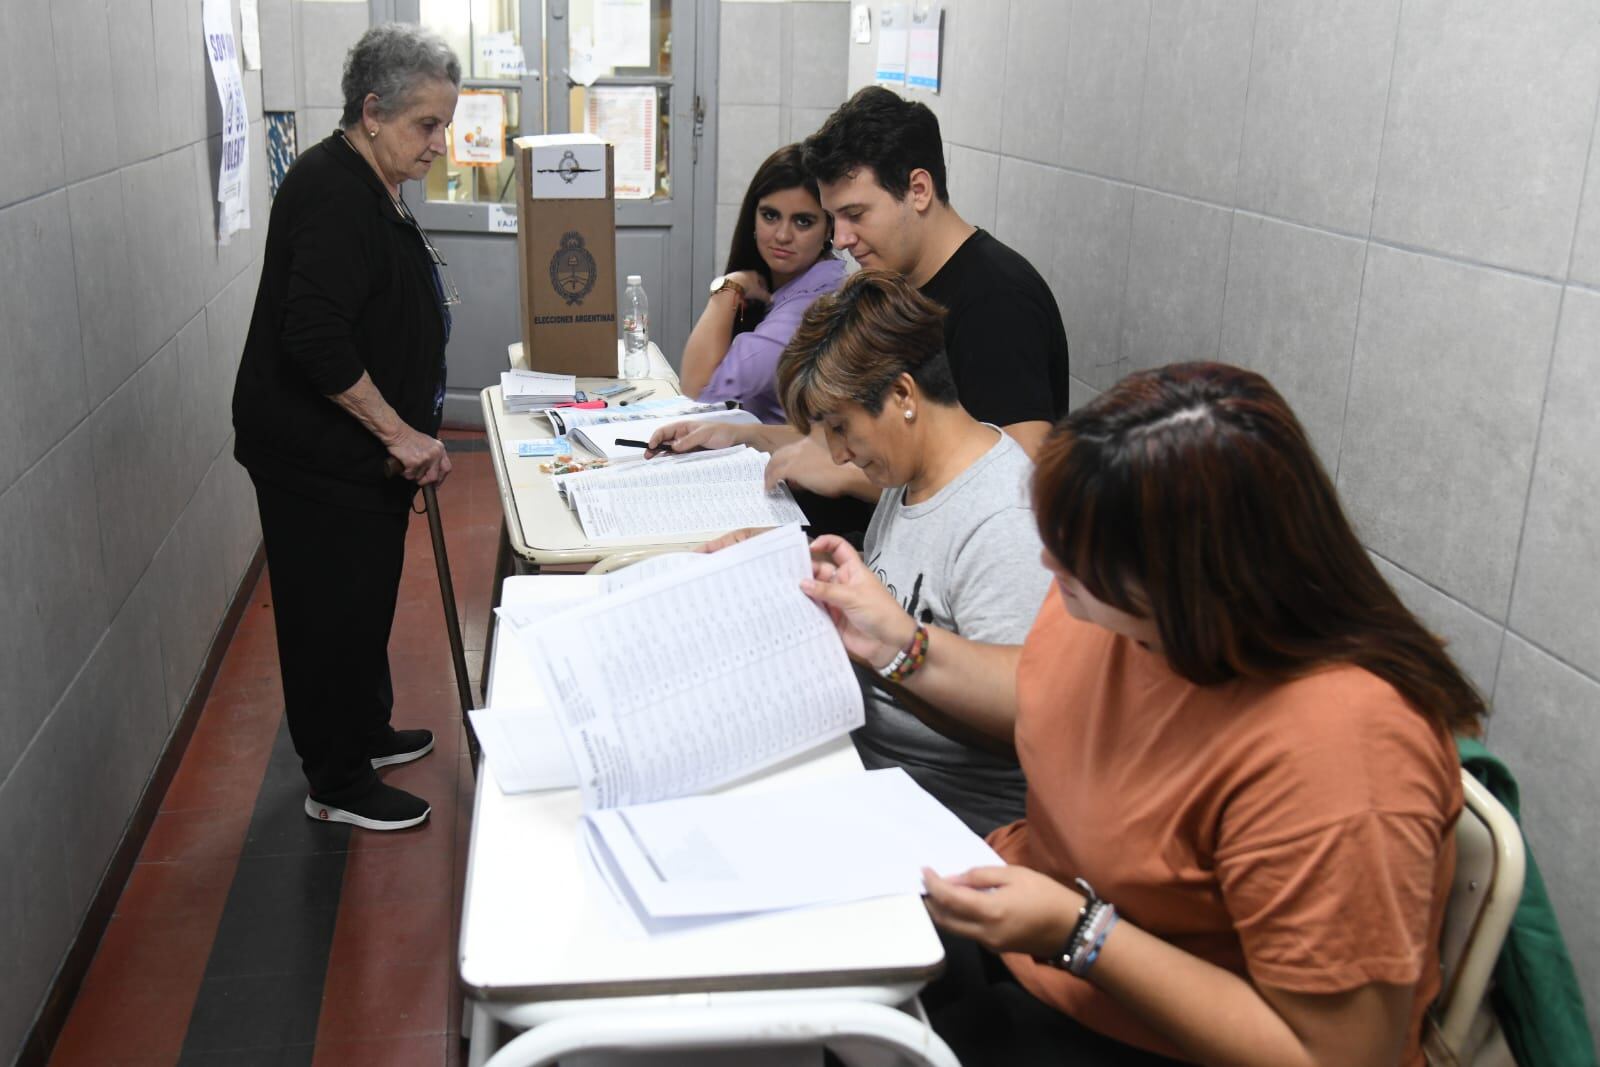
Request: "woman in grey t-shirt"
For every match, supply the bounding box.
[773,271,1052,833]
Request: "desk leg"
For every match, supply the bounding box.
[481,520,514,700]
[468,997,501,1067]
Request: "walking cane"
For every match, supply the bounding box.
[388,457,481,769]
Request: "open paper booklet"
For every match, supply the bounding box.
[546,395,732,435]
[562,402,764,461]
[478,526,1001,924]
[552,445,808,542]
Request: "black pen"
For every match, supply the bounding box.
[614,438,655,451]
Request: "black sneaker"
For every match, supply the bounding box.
[369,728,434,768]
[304,782,431,831]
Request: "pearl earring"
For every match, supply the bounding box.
[903,408,914,421]
[368,127,378,138]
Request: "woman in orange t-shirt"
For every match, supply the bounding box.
[802,362,1484,1067]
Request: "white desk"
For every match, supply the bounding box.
[478,341,695,695]
[485,341,691,570]
[459,577,951,1066]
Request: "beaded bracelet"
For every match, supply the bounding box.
[1036,877,1119,977]
[877,623,930,684]
[1073,909,1120,977]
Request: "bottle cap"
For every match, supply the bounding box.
[626,274,642,286]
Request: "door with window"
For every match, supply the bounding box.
[402,0,715,426]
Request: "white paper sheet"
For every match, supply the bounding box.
[239,0,261,70]
[874,2,910,87]
[907,5,943,92]
[584,768,1004,918]
[853,3,872,44]
[476,30,526,77]
[500,526,863,810]
[452,90,507,166]
[583,86,658,200]
[202,0,251,242]
[501,369,578,411]
[596,0,652,67]
[470,706,579,793]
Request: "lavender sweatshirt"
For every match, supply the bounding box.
[695,256,847,424]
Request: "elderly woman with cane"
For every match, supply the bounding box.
[232,24,460,830]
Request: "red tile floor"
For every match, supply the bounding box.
[48,436,502,1066]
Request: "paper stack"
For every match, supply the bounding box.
[478,527,1001,932]
[501,369,578,412]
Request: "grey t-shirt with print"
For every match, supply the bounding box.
[854,429,1050,835]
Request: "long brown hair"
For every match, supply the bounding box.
[1034,362,1484,736]
[725,145,832,336]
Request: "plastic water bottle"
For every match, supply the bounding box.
[622,274,650,378]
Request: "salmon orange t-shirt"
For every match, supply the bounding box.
[988,587,1462,1065]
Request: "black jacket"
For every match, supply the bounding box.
[233,132,447,512]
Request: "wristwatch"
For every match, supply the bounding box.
[708,274,746,300]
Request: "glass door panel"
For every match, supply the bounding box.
[425,87,523,203]
[418,0,529,208]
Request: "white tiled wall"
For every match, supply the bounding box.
[0,0,367,1060]
[845,0,1600,1041]
[714,0,851,273]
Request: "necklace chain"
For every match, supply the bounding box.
[340,129,406,214]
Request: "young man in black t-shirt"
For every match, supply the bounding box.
[802,87,1070,456]
[650,88,1069,513]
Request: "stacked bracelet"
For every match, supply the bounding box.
[877,624,929,684]
[1035,878,1120,978]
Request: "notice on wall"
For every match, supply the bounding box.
[452,90,507,167]
[596,0,652,69]
[203,0,251,244]
[477,30,527,78]
[568,26,601,87]
[239,0,262,70]
[853,4,872,44]
[907,5,942,92]
[584,86,657,200]
[875,3,909,87]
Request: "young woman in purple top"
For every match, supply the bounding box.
[680,145,846,423]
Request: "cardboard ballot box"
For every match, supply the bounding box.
[514,134,618,378]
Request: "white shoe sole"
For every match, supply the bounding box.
[370,736,435,769]
[303,795,430,831]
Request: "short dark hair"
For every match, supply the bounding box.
[777,270,958,434]
[1033,362,1486,738]
[801,86,949,203]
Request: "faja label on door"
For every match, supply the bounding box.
[489,204,518,233]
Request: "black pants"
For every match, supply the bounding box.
[922,931,1193,1067]
[253,476,409,800]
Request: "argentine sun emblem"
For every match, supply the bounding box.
[549,231,598,306]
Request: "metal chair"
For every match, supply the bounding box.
[588,547,693,574]
[479,997,961,1067]
[1427,771,1526,1067]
